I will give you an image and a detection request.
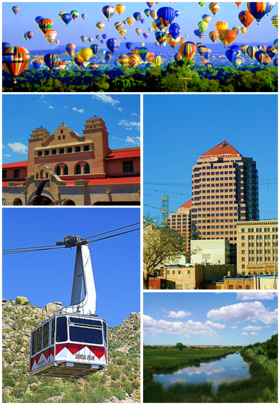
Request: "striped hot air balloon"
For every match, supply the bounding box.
[3,46,30,83]
[179,42,196,59]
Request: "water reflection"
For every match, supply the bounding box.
[154,352,251,393]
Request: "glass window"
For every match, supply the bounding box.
[56,317,67,343]
[14,169,20,178]
[123,161,134,173]
[69,327,103,345]
[43,322,49,349]
[83,145,90,151]
[75,164,81,175]
[37,326,42,352]
[31,330,37,356]
[84,163,90,174]
[56,166,61,176]
[67,147,72,153]
[2,170,7,179]
[75,146,81,152]
[64,165,68,175]
[59,148,64,154]
[51,319,55,345]
[103,323,107,345]
[51,149,57,155]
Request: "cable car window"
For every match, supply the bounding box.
[43,322,49,349]
[69,327,103,345]
[51,319,55,345]
[31,330,36,356]
[70,318,102,327]
[56,317,68,343]
[103,323,107,345]
[37,327,42,352]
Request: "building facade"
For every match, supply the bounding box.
[236,221,278,275]
[190,239,230,265]
[2,117,140,206]
[166,199,192,255]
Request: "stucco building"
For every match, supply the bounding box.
[190,239,230,265]
[236,220,278,275]
[2,116,140,206]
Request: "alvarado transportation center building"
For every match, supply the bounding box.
[2,116,140,206]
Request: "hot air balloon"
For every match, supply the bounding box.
[240,27,248,34]
[90,44,100,55]
[96,35,101,40]
[38,18,53,34]
[151,10,157,20]
[104,51,112,63]
[239,11,255,27]
[246,45,257,59]
[115,4,125,15]
[106,38,120,53]
[174,52,182,61]
[153,18,168,31]
[273,57,278,66]
[255,50,268,64]
[60,13,72,25]
[235,2,242,7]
[262,55,272,65]
[143,32,149,39]
[198,21,208,32]
[32,59,45,70]
[133,12,143,21]
[119,29,126,37]
[247,2,270,24]
[135,28,142,35]
[169,22,181,39]
[118,54,130,67]
[273,39,278,49]
[194,29,204,39]
[179,42,196,59]
[81,14,86,19]
[35,16,43,24]
[45,29,57,44]
[225,45,240,62]
[141,18,145,24]
[271,15,278,29]
[223,29,237,45]
[202,14,211,23]
[144,8,151,17]
[65,43,76,56]
[24,31,33,40]
[266,45,278,58]
[96,21,106,32]
[102,5,115,21]
[198,2,206,7]
[12,6,19,15]
[80,36,87,43]
[127,52,141,68]
[3,46,30,83]
[146,2,154,7]
[209,3,220,16]
[166,34,181,49]
[44,53,59,71]
[241,44,249,54]
[79,48,93,61]
[2,42,10,52]
[55,40,60,45]
[209,31,219,43]
[73,55,85,70]
[157,7,176,27]
[257,45,267,51]
[147,52,155,63]
[71,10,79,20]
[126,17,135,26]
[175,10,181,17]
[126,42,133,50]
[215,21,228,34]
[114,21,123,30]
[232,26,241,35]
[155,31,167,45]
[152,56,162,66]
[88,37,93,43]
[137,47,149,62]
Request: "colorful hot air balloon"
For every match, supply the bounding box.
[175,10,181,17]
[247,2,270,24]
[137,47,149,62]
[223,29,237,45]
[133,12,143,21]
[232,26,241,35]
[118,54,130,67]
[128,52,141,68]
[146,2,154,7]
[225,45,241,62]
[55,40,60,45]
[74,55,85,70]
[115,4,125,15]
[255,50,268,64]
[235,2,242,7]
[144,8,151,17]
[174,52,182,61]
[169,22,181,39]
[44,53,59,71]
[233,57,244,67]
[209,2,220,16]
[143,32,149,39]
[202,14,211,23]
[3,46,30,83]
[179,41,196,59]
[198,2,206,7]
[65,43,76,56]
[166,34,181,49]
[12,6,19,15]
[152,56,162,66]
[35,16,43,24]
[239,11,255,27]
[80,36,87,42]
[24,31,33,40]
[194,29,204,39]
[60,13,72,25]
[104,51,112,63]
[241,44,249,54]
[45,29,57,44]
[273,39,278,49]
[106,38,120,53]
[79,48,93,61]
[81,14,86,19]
[38,18,53,34]
[88,37,93,43]
[96,21,106,31]
[32,59,45,70]
[241,27,248,34]
[209,31,219,43]
[2,42,11,52]
[155,31,167,45]
[135,28,142,35]
[71,10,79,20]
[246,45,257,59]
[215,21,228,34]
[157,7,176,27]
[126,42,133,50]
[102,5,115,21]
[271,15,278,29]
[96,35,101,40]
[198,21,208,32]
[273,57,278,66]
[90,44,100,55]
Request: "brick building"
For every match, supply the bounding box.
[2,116,140,206]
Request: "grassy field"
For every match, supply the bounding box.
[144,346,278,403]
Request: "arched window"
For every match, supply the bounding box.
[64,165,68,175]
[64,200,75,206]
[36,173,38,179]
[13,198,22,206]
[75,164,81,175]
[84,163,90,174]
[56,166,61,176]
[40,170,44,179]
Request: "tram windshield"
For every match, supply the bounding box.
[69,326,103,344]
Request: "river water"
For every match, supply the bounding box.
[153,352,251,393]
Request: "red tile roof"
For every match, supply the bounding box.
[105,148,140,160]
[200,141,241,159]
[180,199,192,209]
[3,161,28,168]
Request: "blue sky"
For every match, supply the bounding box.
[3,2,278,50]
[2,207,140,327]
[2,94,140,164]
[144,292,278,346]
[144,94,278,221]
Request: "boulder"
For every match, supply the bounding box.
[3,386,13,395]
[16,296,29,305]
[45,303,62,317]
[2,298,7,303]
[53,301,62,306]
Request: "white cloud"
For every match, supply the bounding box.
[3,144,6,148]
[207,301,278,325]
[167,311,192,319]
[184,335,190,337]
[72,107,84,114]
[237,292,277,301]
[8,142,28,154]
[242,326,262,331]
[48,105,54,109]
[118,107,123,112]
[4,154,11,157]
[126,127,133,131]
[143,315,225,337]
[242,332,248,335]
[131,112,138,116]
[230,326,237,329]
[125,136,140,146]
[64,106,67,109]
[92,94,120,106]
[118,119,140,131]
[251,332,258,335]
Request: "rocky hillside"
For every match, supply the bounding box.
[2,298,140,403]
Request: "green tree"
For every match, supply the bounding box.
[175,342,185,351]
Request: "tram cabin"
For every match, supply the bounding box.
[30,314,107,378]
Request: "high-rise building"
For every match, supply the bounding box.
[191,140,259,262]
[166,199,192,255]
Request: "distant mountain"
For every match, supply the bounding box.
[2,298,140,403]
